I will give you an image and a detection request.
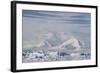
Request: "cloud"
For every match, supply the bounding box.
[22,10,91,24]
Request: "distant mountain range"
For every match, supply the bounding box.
[23,32,84,51]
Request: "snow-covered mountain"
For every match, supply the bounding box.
[23,32,83,50]
[58,36,82,50]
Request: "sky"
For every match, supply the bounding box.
[22,10,91,48]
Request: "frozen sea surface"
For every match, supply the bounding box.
[22,48,91,63]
